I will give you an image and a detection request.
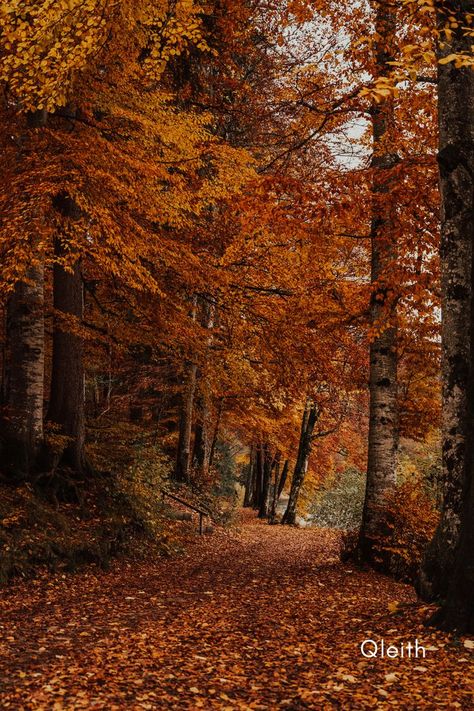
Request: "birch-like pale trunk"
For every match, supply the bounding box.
[357,1,399,566]
[418,2,474,604]
[2,264,45,478]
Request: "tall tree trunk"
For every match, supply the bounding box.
[175,363,198,483]
[0,110,48,480]
[439,452,474,632]
[357,0,399,567]
[254,443,264,509]
[418,2,474,605]
[1,265,45,479]
[175,296,198,483]
[47,222,88,475]
[244,445,255,507]
[269,454,282,523]
[282,400,318,525]
[208,396,223,471]
[277,459,289,498]
[192,297,215,477]
[258,444,273,519]
[192,412,207,473]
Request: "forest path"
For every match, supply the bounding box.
[0,512,472,709]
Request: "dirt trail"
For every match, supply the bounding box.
[0,512,472,709]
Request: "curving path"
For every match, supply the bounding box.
[0,512,472,709]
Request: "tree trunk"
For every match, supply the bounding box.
[192,297,215,477]
[357,0,399,567]
[282,400,318,525]
[1,264,45,479]
[418,2,474,605]
[269,454,281,523]
[47,227,88,475]
[192,413,207,472]
[0,110,48,480]
[175,363,197,483]
[436,434,474,631]
[277,459,289,498]
[174,296,198,483]
[208,396,223,471]
[258,444,273,519]
[243,445,255,508]
[254,444,264,509]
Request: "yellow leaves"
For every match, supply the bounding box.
[0,0,110,112]
[141,0,214,81]
[360,77,399,104]
[438,52,474,69]
[438,53,458,65]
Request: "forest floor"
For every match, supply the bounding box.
[0,510,473,710]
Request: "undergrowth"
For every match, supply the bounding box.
[0,424,241,583]
[0,432,177,584]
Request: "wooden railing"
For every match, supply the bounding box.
[160,489,210,535]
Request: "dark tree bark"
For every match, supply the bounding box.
[269,453,282,523]
[1,265,45,479]
[258,444,273,519]
[418,1,474,610]
[208,396,223,471]
[174,297,198,483]
[0,110,47,480]
[254,443,264,510]
[357,0,399,568]
[282,400,319,525]
[175,362,197,483]
[192,297,215,476]
[436,446,474,632]
[47,208,88,475]
[130,405,144,422]
[192,413,207,471]
[243,445,256,508]
[277,459,289,499]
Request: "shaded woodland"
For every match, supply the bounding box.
[1,6,474,700]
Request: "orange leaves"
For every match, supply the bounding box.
[141,0,216,82]
[0,1,217,113]
[360,77,399,104]
[0,514,473,708]
[0,0,110,112]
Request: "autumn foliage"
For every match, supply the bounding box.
[1,5,474,701]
